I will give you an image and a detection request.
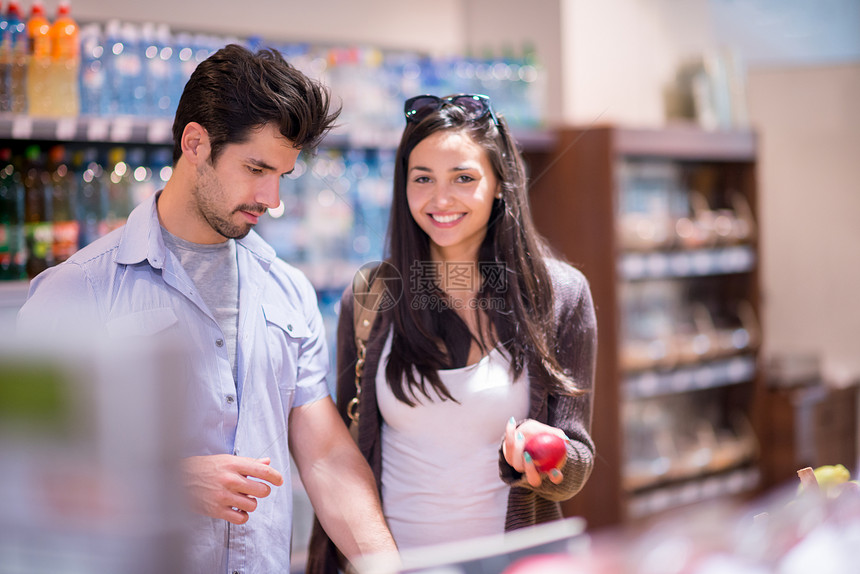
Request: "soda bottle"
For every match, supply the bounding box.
[104,147,132,232]
[22,144,53,279]
[0,148,27,280]
[47,145,79,263]
[48,0,79,116]
[0,147,18,279]
[75,146,107,247]
[25,0,51,116]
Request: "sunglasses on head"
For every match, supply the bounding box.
[403,94,500,126]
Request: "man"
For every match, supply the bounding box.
[17,44,396,572]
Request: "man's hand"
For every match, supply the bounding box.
[181,454,284,524]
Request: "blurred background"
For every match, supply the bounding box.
[1,0,858,572]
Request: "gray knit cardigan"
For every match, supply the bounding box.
[306,259,597,573]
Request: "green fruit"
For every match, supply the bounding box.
[814,464,851,488]
[797,464,853,497]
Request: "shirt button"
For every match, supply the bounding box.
[216,338,224,347]
[226,395,235,404]
[286,324,293,332]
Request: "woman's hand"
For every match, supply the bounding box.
[502,418,568,487]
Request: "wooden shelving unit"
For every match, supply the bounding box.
[525,124,762,529]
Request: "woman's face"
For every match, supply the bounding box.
[406,129,499,264]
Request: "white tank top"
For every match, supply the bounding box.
[376,331,530,550]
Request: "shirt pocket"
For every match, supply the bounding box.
[105,307,179,338]
[261,304,310,398]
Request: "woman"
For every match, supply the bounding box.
[307,94,597,572]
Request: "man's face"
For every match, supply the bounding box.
[191,123,300,243]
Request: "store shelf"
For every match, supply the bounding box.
[528,125,762,528]
[626,466,760,519]
[618,245,756,280]
[613,125,757,161]
[623,354,757,400]
[1,114,558,154]
[0,114,174,145]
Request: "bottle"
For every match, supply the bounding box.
[126,146,153,206]
[104,21,143,116]
[104,147,131,232]
[103,19,121,115]
[0,146,20,279]
[0,0,26,113]
[122,22,144,115]
[47,145,78,263]
[75,146,107,247]
[25,0,51,116]
[79,23,106,116]
[148,23,175,116]
[149,146,173,188]
[0,148,27,281]
[0,2,10,110]
[22,144,53,279]
[48,0,79,116]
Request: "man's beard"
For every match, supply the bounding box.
[192,162,265,240]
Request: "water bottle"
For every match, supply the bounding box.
[75,146,107,247]
[105,20,143,116]
[120,22,144,115]
[144,23,175,117]
[79,22,106,116]
[0,0,26,113]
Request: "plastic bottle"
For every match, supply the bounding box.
[79,23,106,116]
[106,21,143,116]
[104,147,132,232]
[22,144,53,279]
[142,22,174,117]
[75,146,107,247]
[0,146,27,280]
[149,146,172,187]
[25,0,51,116]
[48,0,79,116]
[121,22,144,115]
[0,0,27,113]
[173,32,195,106]
[126,146,153,206]
[47,145,78,263]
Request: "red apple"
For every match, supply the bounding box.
[524,433,566,472]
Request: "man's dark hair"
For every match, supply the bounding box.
[171,44,340,164]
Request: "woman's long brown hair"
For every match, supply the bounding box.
[382,101,585,406]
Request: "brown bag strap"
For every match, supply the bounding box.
[347,270,385,425]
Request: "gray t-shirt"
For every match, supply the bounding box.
[161,226,240,384]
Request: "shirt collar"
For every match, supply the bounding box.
[115,191,166,268]
[114,190,276,269]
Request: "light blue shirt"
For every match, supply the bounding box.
[17,191,331,573]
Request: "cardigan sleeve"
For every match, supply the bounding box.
[499,262,597,502]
